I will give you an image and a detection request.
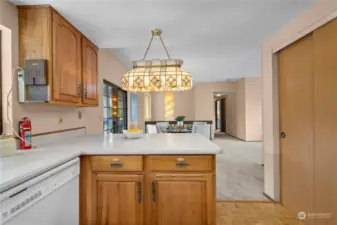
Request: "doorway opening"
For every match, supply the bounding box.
[214,97,226,134]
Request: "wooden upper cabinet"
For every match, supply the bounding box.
[82,36,98,105]
[52,11,82,104]
[96,174,143,225]
[148,173,214,225]
[18,5,98,107]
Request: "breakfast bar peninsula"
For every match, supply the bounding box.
[80,133,222,225]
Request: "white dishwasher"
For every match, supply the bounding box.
[0,158,80,225]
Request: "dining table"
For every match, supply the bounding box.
[165,128,192,133]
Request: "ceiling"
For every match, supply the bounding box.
[11,0,315,83]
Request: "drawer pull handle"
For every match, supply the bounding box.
[152,180,156,203]
[176,162,190,167]
[177,157,185,162]
[110,162,123,167]
[137,183,142,204]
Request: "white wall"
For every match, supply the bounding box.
[245,78,262,141]
[150,90,195,121]
[194,82,237,138]
[262,0,337,200]
[236,79,246,140]
[221,78,262,141]
[225,92,237,136]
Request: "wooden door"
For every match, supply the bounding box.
[96,174,143,225]
[278,34,315,222]
[82,36,98,105]
[52,11,82,104]
[312,18,337,225]
[148,173,214,225]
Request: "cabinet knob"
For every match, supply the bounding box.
[177,157,185,162]
[280,132,286,139]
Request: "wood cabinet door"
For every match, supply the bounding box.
[96,174,143,225]
[52,11,82,104]
[147,173,214,225]
[82,36,98,105]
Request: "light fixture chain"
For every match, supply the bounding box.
[142,31,171,60]
[142,34,154,60]
[159,35,171,59]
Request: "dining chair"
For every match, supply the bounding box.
[192,124,211,139]
[156,122,169,133]
[192,122,207,135]
[193,121,207,125]
[146,124,158,134]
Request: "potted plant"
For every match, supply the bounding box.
[175,115,186,127]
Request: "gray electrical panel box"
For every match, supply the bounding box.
[18,59,49,103]
[24,59,47,85]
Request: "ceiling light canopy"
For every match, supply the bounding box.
[121,29,192,92]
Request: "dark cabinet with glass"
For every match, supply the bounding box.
[103,81,128,134]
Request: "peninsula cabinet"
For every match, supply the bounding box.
[96,174,144,225]
[80,155,216,225]
[18,5,98,106]
[148,173,214,225]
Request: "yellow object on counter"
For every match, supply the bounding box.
[125,128,141,132]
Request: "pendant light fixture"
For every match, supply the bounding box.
[121,29,192,92]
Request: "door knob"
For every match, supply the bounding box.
[280,132,286,139]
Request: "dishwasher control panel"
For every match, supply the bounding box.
[0,158,79,224]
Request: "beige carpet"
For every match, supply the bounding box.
[214,134,268,200]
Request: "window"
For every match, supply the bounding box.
[144,93,151,120]
[103,81,128,134]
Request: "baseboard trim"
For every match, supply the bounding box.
[263,193,278,202]
[217,133,262,142]
[216,200,274,203]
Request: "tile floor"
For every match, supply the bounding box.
[214,133,268,200]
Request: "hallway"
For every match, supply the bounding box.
[214,134,267,200]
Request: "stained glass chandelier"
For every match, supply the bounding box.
[121,29,192,92]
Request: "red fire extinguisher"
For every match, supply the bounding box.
[19,116,32,150]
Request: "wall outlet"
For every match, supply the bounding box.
[78,111,83,120]
[58,116,63,125]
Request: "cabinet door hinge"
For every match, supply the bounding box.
[77,84,82,96]
[84,86,88,99]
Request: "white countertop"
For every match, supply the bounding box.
[0,133,222,192]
